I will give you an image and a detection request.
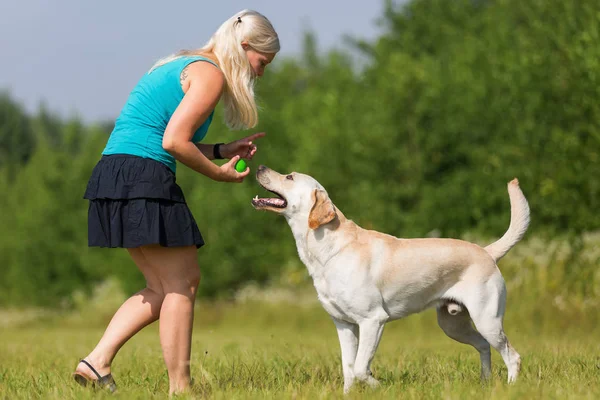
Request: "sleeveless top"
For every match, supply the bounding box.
[102,56,219,172]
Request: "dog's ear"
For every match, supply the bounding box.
[308,189,336,230]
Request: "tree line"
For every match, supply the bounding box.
[0,0,598,307]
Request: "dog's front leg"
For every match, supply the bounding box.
[353,316,387,388]
[333,318,359,393]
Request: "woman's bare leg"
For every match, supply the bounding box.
[75,248,164,378]
[139,244,200,395]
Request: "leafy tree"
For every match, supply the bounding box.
[0,0,598,307]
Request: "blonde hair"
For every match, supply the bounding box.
[150,10,280,130]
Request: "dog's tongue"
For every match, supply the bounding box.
[252,196,286,208]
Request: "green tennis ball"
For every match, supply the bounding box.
[235,159,247,172]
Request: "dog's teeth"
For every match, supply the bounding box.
[253,195,259,200]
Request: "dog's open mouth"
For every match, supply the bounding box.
[252,189,287,209]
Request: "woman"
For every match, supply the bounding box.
[73,9,280,394]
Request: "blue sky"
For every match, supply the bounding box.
[0,1,399,123]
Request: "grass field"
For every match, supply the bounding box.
[1,293,599,400]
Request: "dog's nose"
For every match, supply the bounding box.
[256,164,267,178]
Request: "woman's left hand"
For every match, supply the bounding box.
[223,132,266,160]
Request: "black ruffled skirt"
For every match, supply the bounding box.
[83,154,204,249]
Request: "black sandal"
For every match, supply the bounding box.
[73,359,117,393]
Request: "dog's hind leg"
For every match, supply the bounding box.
[465,277,521,383]
[333,318,360,393]
[436,306,491,380]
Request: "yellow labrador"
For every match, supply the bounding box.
[252,165,530,393]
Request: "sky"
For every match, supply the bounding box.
[0,1,395,123]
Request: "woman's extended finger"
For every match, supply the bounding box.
[247,132,266,142]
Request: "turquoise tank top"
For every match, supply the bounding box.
[103,56,218,172]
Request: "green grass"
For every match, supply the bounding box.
[1,299,599,399]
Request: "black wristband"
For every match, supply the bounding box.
[213,143,225,159]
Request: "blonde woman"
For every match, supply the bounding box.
[74,10,280,394]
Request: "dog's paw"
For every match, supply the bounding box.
[366,376,380,388]
[354,370,380,389]
[342,376,355,394]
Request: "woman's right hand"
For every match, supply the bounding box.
[217,155,250,183]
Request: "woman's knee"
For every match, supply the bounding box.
[128,247,165,296]
[162,262,201,296]
[186,264,202,290]
[140,245,201,296]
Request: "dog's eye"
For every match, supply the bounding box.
[286,174,294,180]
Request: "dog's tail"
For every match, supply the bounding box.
[484,178,530,262]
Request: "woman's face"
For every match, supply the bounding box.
[243,45,276,77]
